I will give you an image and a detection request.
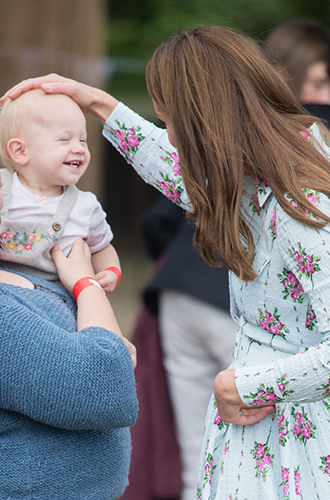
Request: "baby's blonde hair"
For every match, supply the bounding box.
[0,90,71,171]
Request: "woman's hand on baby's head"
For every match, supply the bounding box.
[0,74,95,114]
[1,73,119,124]
[51,239,95,292]
[0,74,60,103]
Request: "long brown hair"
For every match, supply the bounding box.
[146,26,330,281]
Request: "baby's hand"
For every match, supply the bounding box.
[95,269,120,295]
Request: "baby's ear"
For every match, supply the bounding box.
[7,138,29,166]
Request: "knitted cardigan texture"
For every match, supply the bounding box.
[0,268,138,499]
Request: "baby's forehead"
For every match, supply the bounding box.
[25,92,75,111]
[21,92,84,124]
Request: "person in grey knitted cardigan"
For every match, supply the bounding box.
[0,170,138,499]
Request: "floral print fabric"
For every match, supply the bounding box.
[104,105,330,499]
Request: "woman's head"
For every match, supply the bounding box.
[146,26,330,281]
[263,18,330,104]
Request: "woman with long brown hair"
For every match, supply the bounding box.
[3,25,330,499]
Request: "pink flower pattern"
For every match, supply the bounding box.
[278,406,290,447]
[288,242,321,287]
[251,439,274,480]
[257,307,289,340]
[220,440,230,475]
[203,453,216,486]
[294,467,304,498]
[269,207,277,242]
[249,178,269,215]
[305,303,317,330]
[156,146,184,205]
[319,455,330,481]
[213,410,226,431]
[280,467,290,499]
[316,375,330,398]
[291,406,316,444]
[245,376,292,405]
[277,268,305,303]
[108,120,145,163]
[286,189,320,218]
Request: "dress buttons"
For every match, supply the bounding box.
[52,222,61,232]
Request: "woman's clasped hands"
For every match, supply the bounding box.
[214,369,276,426]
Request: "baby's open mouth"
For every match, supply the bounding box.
[65,161,82,168]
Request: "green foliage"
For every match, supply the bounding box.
[108,0,330,59]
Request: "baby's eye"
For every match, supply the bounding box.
[59,137,69,142]
[80,138,87,143]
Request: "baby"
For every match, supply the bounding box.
[0,89,121,294]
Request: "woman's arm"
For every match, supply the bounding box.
[234,195,330,409]
[214,369,276,425]
[103,102,191,210]
[0,73,119,124]
[0,74,192,210]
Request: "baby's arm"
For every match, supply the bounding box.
[92,244,121,295]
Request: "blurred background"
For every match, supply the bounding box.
[1,0,330,336]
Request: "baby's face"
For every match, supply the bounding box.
[19,96,91,193]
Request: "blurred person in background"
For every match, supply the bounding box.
[263,18,330,125]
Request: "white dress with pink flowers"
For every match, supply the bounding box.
[104,104,330,499]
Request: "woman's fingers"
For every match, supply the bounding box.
[239,404,276,423]
[216,400,276,426]
[0,74,94,113]
[0,74,61,103]
[50,239,95,292]
[1,73,119,123]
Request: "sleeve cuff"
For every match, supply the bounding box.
[235,362,284,406]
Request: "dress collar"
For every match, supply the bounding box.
[254,178,272,209]
[243,176,272,214]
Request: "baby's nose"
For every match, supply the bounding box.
[71,140,85,153]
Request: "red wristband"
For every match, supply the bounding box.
[106,266,122,287]
[72,276,104,302]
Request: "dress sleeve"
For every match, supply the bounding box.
[102,102,192,211]
[235,194,330,405]
[0,293,138,430]
[85,194,114,253]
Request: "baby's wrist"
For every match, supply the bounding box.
[105,266,122,288]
